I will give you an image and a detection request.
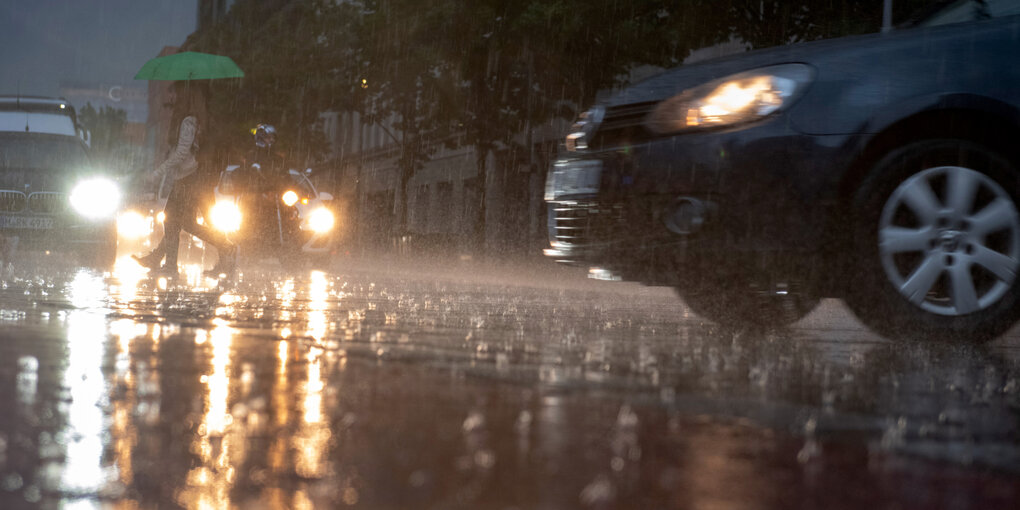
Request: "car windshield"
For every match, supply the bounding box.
[0,134,88,170]
[919,0,1020,26]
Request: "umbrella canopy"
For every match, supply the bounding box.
[134,51,244,81]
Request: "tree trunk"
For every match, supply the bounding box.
[473,144,489,256]
[394,139,415,237]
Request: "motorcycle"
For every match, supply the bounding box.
[206,125,338,263]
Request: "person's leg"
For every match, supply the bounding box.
[160,222,181,269]
[132,237,165,269]
[160,179,189,270]
[134,178,186,270]
[174,173,237,272]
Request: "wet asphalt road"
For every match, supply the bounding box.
[0,254,1018,509]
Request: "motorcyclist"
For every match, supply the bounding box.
[238,124,299,248]
[239,124,288,191]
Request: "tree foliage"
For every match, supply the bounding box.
[77,102,133,170]
[186,0,362,166]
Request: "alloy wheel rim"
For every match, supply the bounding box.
[878,165,1020,316]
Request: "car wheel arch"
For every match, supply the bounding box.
[829,105,1020,237]
[841,96,1020,191]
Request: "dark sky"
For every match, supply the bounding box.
[0,0,196,96]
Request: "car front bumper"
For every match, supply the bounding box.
[544,121,864,284]
[1,213,116,252]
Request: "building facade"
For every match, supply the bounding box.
[321,109,567,258]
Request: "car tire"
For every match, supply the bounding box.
[845,139,1020,343]
[676,283,819,329]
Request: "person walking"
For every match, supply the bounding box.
[132,81,236,277]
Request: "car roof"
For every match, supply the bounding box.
[0,96,72,113]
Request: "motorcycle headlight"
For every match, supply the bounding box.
[645,64,814,134]
[70,177,121,219]
[117,210,150,240]
[281,190,299,207]
[209,201,242,233]
[307,207,334,233]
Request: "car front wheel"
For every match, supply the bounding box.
[846,140,1020,343]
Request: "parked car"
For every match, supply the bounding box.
[545,0,1020,342]
[0,96,119,265]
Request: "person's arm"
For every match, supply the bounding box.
[153,116,197,180]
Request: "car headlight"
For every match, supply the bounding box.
[564,105,605,151]
[307,207,334,233]
[645,64,814,134]
[70,177,121,219]
[281,190,299,207]
[117,210,150,240]
[209,200,242,233]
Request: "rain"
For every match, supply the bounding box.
[2,1,1020,508]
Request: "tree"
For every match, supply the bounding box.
[77,102,133,171]
[357,0,457,235]
[186,0,363,167]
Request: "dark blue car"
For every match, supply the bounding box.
[545,0,1020,342]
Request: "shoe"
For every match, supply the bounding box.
[132,253,162,270]
[203,245,237,278]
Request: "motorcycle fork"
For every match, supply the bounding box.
[275,202,284,245]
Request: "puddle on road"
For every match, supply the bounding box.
[0,257,1018,508]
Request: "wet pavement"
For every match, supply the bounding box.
[0,254,1018,509]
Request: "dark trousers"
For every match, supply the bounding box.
[160,172,232,266]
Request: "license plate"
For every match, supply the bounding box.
[0,215,54,229]
[545,160,602,201]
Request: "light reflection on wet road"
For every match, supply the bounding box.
[0,255,1018,509]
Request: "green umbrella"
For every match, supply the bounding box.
[134,51,244,81]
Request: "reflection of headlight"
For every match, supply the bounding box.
[70,177,121,219]
[307,207,334,233]
[645,64,814,134]
[209,201,242,233]
[281,190,299,207]
[117,210,150,240]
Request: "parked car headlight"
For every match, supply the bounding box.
[646,64,814,134]
[70,177,121,219]
[307,207,335,233]
[209,200,242,233]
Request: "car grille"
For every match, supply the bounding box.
[591,101,658,149]
[548,201,626,250]
[549,202,594,247]
[0,190,26,212]
[28,192,68,214]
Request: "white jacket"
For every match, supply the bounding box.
[154,116,199,182]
